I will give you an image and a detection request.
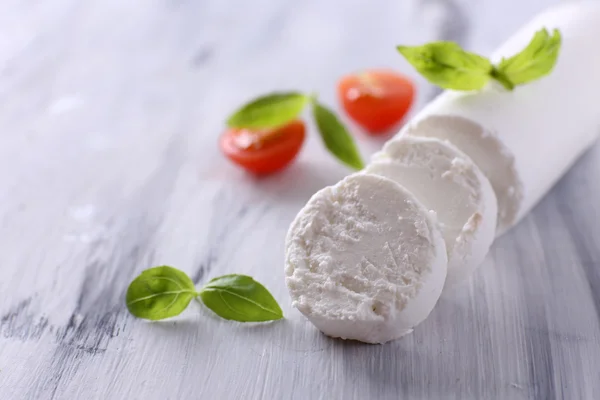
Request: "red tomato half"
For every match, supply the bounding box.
[220,120,305,175]
[337,70,415,134]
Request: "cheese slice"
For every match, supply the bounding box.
[285,173,447,344]
[404,1,600,234]
[366,136,497,288]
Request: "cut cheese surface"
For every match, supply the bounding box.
[285,173,447,344]
[367,136,497,287]
[403,116,516,235]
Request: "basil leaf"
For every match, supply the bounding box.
[496,28,561,86]
[199,274,283,322]
[312,101,364,170]
[397,42,493,91]
[490,67,515,91]
[227,92,308,129]
[126,266,198,321]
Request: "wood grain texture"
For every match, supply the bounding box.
[1,0,599,399]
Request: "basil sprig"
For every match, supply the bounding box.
[126,266,283,322]
[397,28,562,91]
[226,93,364,170]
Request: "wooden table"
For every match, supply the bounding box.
[2,0,599,398]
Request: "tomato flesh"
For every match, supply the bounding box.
[220,120,305,175]
[338,70,415,134]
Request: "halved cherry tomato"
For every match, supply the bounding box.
[337,70,415,134]
[220,120,305,175]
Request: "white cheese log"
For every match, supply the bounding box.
[403,0,600,234]
[285,1,600,343]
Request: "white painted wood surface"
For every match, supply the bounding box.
[2,0,600,398]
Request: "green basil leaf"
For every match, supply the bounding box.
[312,101,364,170]
[397,42,493,90]
[126,266,198,321]
[227,92,308,129]
[490,67,515,91]
[496,28,561,86]
[199,274,283,322]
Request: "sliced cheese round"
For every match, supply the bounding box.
[403,116,518,236]
[366,136,497,288]
[404,1,600,235]
[285,173,447,344]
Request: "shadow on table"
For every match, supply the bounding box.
[330,288,529,399]
[140,314,207,338]
[206,158,350,207]
[250,160,350,205]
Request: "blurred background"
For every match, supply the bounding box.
[0,0,562,178]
